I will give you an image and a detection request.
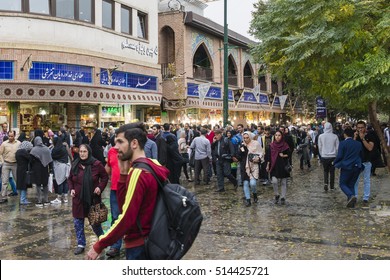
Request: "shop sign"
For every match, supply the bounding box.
[316,108,327,118]
[187,83,222,99]
[101,106,122,117]
[29,62,92,83]
[228,89,233,100]
[241,91,257,102]
[259,94,269,104]
[121,39,158,58]
[0,61,14,80]
[100,70,157,91]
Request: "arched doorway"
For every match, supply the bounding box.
[193,43,213,81]
[243,61,254,88]
[159,26,175,79]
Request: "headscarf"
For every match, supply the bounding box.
[71,144,96,211]
[18,140,33,151]
[269,133,290,172]
[30,137,53,167]
[17,132,27,142]
[33,129,44,144]
[51,135,69,163]
[243,131,254,140]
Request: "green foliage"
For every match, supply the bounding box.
[250,0,390,113]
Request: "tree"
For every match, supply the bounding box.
[250,0,390,171]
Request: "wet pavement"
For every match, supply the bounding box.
[1,156,390,260]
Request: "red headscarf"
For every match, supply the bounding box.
[269,133,290,172]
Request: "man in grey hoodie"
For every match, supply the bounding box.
[318,122,339,192]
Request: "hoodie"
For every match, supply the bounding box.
[318,122,339,158]
[93,157,169,254]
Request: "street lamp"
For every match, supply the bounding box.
[223,0,229,127]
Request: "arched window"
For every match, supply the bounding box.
[159,26,175,79]
[258,75,267,91]
[243,61,254,88]
[228,55,237,86]
[193,44,213,81]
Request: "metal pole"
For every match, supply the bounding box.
[223,0,229,127]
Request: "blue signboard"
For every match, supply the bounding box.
[228,89,233,101]
[187,83,222,99]
[316,108,327,118]
[29,62,92,83]
[0,61,14,80]
[242,91,257,102]
[259,94,269,104]
[273,96,280,107]
[316,96,326,108]
[100,70,157,91]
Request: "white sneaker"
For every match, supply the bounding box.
[51,198,62,204]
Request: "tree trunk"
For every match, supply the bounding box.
[368,101,390,173]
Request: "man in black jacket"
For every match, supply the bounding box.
[212,130,237,192]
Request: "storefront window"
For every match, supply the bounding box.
[19,103,66,135]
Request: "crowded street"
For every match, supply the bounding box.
[1,154,389,260]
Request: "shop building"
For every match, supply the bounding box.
[0,0,162,135]
[158,0,288,126]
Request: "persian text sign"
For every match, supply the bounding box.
[29,62,92,83]
[187,83,222,99]
[100,70,157,91]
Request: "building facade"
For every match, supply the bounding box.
[0,0,162,135]
[158,0,287,127]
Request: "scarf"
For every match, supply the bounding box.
[269,136,290,172]
[71,144,96,211]
[30,137,53,167]
[18,140,33,151]
[51,135,69,163]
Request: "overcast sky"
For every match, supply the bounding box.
[203,0,258,41]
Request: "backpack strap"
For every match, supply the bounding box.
[132,161,167,238]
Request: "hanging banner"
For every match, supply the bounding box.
[198,82,212,103]
[279,95,288,110]
[233,89,244,108]
[253,84,261,103]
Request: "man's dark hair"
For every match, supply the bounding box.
[357,120,367,127]
[116,122,147,149]
[200,129,207,135]
[163,123,170,131]
[152,124,161,130]
[214,129,223,135]
[344,128,354,138]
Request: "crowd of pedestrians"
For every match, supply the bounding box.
[0,118,389,257]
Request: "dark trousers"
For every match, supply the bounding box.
[322,157,335,188]
[216,159,237,190]
[194,157,210,184]
[339,167,361,200]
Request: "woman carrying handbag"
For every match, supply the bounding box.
[265,131,291,205]
[68,144,108,255]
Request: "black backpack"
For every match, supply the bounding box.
[134,162,203,260]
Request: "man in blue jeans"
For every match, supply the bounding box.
[333,128,363,208]
[353,121,375,209]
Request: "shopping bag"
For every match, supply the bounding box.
[48,174,54,193]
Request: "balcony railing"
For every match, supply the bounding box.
[161,63,175,79]
[193,65,213,81]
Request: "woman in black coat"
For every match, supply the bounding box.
[89,129,106,165]
[15,141,33,205]
[30,136,53,206]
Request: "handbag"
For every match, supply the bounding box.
[26,162,33,187]
[88,200,108,226]
[284,162,292,173]
[48,173,54,193]
[189,148,195,168]
[248,153,260,163]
